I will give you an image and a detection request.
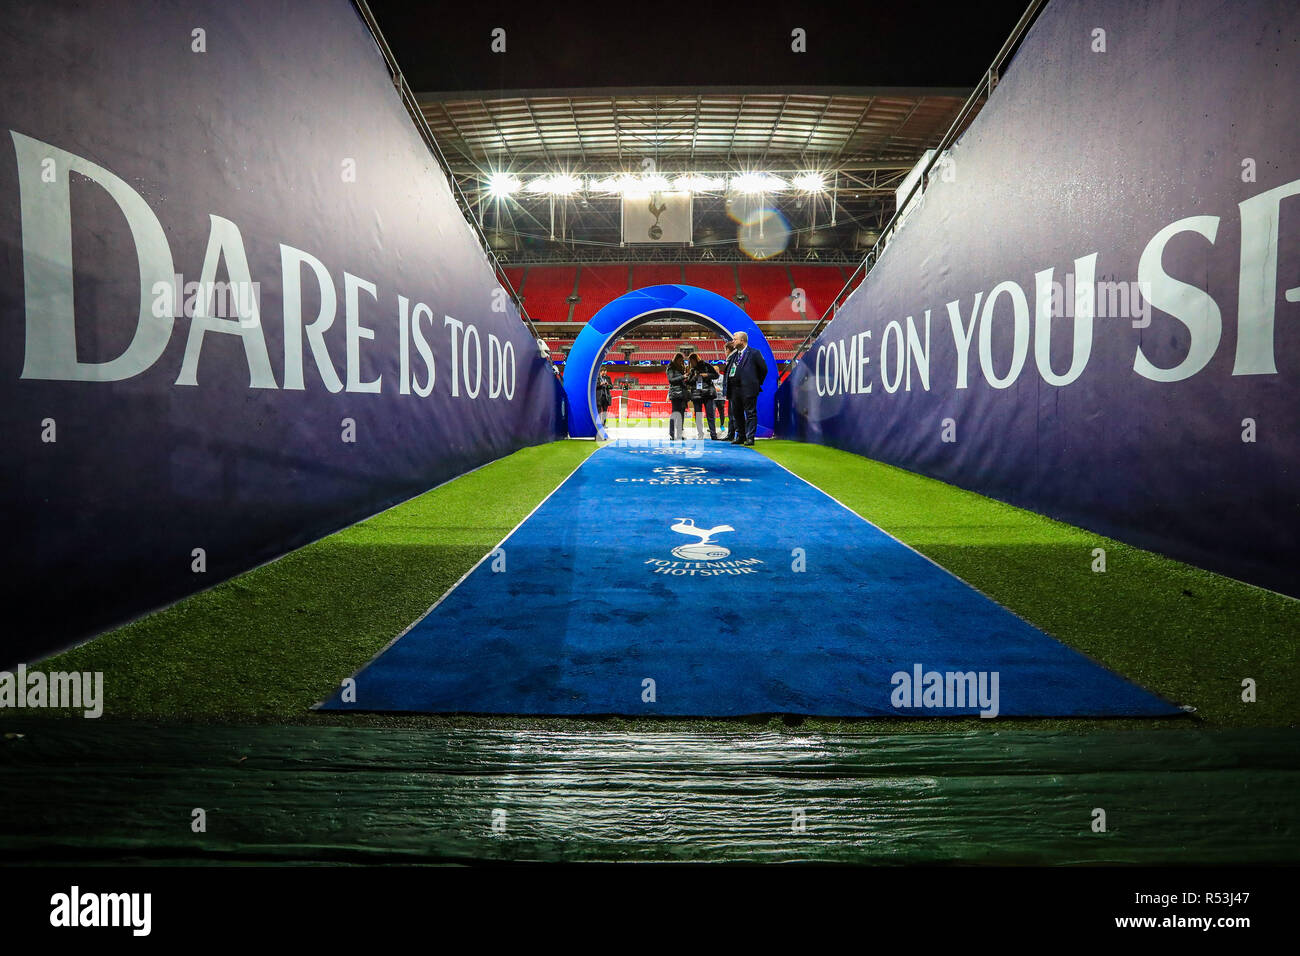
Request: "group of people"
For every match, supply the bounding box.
[597,332,766,445]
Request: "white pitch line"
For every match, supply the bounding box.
[312,445,600,707]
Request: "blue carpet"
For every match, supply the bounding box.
[320,440,1182,717]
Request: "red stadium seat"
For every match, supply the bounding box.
[520,266,579,323]
[737,264,796,321]
[630,264,684,288]
[501,267,526,298]
[683,264,740,302]
[572,266,631,323]
[788,266,849,321]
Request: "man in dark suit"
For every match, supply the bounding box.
[720,342,739,441]
[727,332,767,446]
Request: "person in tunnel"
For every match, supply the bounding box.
[728,332,766,446]
[720,341,739,441]
[685,353,720,439]
[596,366,613,430]
[666,352,689,440]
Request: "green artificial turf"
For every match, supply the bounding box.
[42,440,596,720]
[31,438,1297,730]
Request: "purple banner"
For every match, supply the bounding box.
[787,0,1299,595]
[0,0,563,664]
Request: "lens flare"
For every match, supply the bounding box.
[737,208,790,260]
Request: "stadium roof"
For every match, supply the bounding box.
[413,86,980,263]
[361,1,1028,264]
[419,87,968,170]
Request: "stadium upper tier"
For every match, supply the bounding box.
[504,263,858,324]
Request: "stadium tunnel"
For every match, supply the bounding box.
[563,284,779,439]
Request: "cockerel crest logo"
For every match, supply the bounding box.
[647,192,668,240]
[670,517,734,561]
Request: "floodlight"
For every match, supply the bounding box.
[793,172,825,192]
[673,174,724,192]
[486,172,521,197]
[730,172,789,194]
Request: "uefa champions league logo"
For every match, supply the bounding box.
[614,465,753,487]
[670,518,734,560]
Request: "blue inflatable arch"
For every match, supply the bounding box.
[564,284,778,439]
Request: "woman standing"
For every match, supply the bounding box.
[596,366,614,431]
[666,352,689,440]
[686,353,720,439]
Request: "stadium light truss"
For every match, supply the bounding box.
[674,174,725,192]
[730,171,789,194]
[495,169,836,197]
[524,173,584,195]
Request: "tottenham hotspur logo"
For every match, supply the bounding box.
[670,517,734,560]
[648,518,763,576]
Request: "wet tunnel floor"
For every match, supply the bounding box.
[1,722,1295,864]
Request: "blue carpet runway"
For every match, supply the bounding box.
[321,440,1181,717]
